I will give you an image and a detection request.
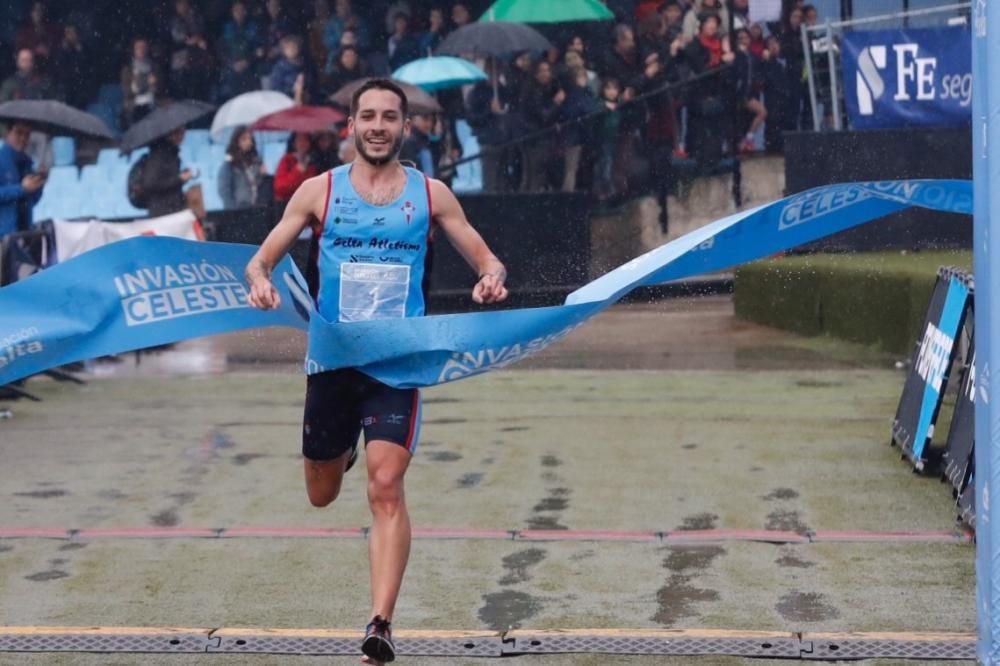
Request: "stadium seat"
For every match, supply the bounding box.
[263,143,286,174]
[50,136,75,166]
[452,132,482,193]
[126,146,148,163]
[96,147,122,168]
[184,128,211,147]
[201,178,225,212]
[45,165,78,190]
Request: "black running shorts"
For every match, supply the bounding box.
[302,368,422,461]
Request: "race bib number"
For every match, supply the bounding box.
[339,263,410,322]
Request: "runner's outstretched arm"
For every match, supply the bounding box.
[245,175,327,309]
[428,179,508,304]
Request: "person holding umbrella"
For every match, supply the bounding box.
[120,100,215,217]
[0,121,45,238]
[142,128,195,217]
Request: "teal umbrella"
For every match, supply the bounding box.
[480,0,614,23]
[392,56,487,92]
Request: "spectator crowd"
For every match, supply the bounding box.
[0,0,824,232]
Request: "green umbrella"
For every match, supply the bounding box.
[479,0,614,23]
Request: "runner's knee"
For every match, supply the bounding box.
[367,470,404,512]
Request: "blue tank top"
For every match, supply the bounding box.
[315,164,432,323]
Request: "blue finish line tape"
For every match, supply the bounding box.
[0,180,972,389]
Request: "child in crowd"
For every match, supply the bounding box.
[595,77,622,202]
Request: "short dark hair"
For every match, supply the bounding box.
[350,78,408,118]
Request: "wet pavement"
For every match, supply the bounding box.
[0,296,973,665]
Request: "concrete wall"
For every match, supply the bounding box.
[589,156,786,280]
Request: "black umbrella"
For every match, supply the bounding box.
[436,21,552,57]
[119,100,215,153]
[0,99,115,140]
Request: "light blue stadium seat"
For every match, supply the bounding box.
[96,147,120,168]
[179,144,197,169]
[184,129,211,147]
[455,119,472,144]
[253,130,290,146]
[452,133,482,193]
[263,143,286,174]
[201,178,225,212]
[50,136,75,166]
[45,165,78,190]
[126,147,148,165]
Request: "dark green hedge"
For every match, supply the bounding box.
[734,252,972,355]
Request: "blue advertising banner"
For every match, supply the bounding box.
[0,179,973,390]
[841,26,972,129]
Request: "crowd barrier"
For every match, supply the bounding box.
[889,266,976,528]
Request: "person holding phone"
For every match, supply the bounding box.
[0,121,45,238]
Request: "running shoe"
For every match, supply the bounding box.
[362,615,395,663]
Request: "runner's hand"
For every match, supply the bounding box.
[473,273,508,305]
[248,277,281,309]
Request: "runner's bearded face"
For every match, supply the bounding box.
[352,89,408,166]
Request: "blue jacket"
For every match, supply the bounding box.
[0,142,42,237]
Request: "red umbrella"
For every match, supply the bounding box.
[250,105,347,132]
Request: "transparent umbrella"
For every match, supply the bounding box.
[210,91,294,141]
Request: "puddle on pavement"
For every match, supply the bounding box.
[663,546,726,573]
[478,590,544,631]
[25,570,69,582]
[232,453,267,466]
[533,497,569,512]
[526,515,568,530]
[540,455,562,468]
[764,488,800,501]
[13,489,68,499]
[654,545,726,626]
[678,513,719,531]
[150,508,180,527]
[776,549,816,569]
[654,576,722,626]
[776,590,841,622]
[499,548,547,586]
[427,451,462,462]
[766,509,810,533]
[457,472,483,488]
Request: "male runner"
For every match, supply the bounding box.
[244,78,508,664]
